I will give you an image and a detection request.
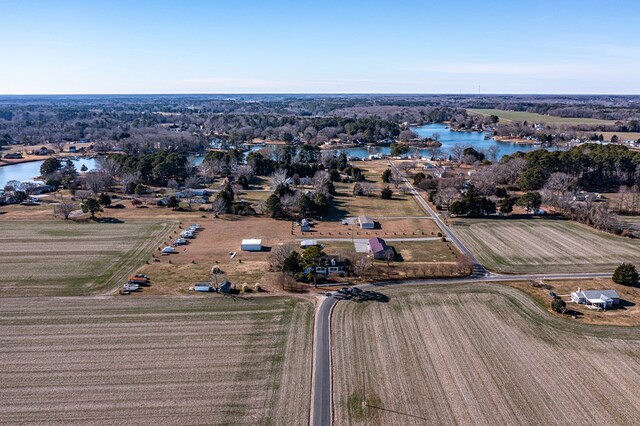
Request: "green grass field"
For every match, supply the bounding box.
[331,182,425,218]
[451,218,640,273]
[391,240,458,263]
[0,220,174,296]
[467,108,616,125]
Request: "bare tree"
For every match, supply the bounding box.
[51,140,66,153]
[486,145,500,162]
[269,244,294,271]
[167,178,180,190]
[210,197,228,218]
[97,157,122,177]
[75,190,93,201]
[84,171,112,194]
[544,172,578,198]
[271,169,288,188]
[53,200,77,220]
[450,143,466,162]
[121,172,141,193]
[184,175,201,189]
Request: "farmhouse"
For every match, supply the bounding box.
[314,255,346,276]
[571,288,620,310]
[368,237,395,260]
[285,176,312,186]
[358,215,375,229]
[241,238,262,251]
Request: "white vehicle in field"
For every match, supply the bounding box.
[161,246,177,255]
[123,283,139,291]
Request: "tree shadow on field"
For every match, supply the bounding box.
[94,217,124,224]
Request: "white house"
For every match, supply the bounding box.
[358,215,375,229]
[241,238,263,251]
[571,288,620,310]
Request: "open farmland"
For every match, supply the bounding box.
[0,296,313,425]
[0,220,173,296]
[467,108,616,125]
[451,218,640,273]
[332,284,640,425]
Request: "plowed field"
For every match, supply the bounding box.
[332,284,640,425]
[451,218,640,273]
[0,296,313,424]
[0,220,173,296]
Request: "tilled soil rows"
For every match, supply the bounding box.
[452,218,640,273]
[0,296,313,425]
[332,284,640,425]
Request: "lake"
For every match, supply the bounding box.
[0,158,98,190]
[337,123,544,160]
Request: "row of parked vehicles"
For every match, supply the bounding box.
[161,224,202,255]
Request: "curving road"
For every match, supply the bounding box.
[309,159,613,425]
[309,271,612,426]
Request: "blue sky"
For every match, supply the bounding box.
[1,0,639,94]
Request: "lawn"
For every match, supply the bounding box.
[451,218,640,273]
[331,284,640,425]
[391,240,458,263]
[330,182,425,219]
[0,220,174,296]
[0,296,313,424]
[467,108,616,125]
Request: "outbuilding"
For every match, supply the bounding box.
[194,282,213,292]
[358,215,375,229]
[241,238,263,251]
[368,237,395,260]
[300,239,320,248]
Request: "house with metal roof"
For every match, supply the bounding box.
[571,288,620,310]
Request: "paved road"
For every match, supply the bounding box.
[387,159,485,274]
[309,271,612,426]
[311,295,336,426]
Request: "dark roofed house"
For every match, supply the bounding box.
[315,255,347,276]
[368,237,395,260]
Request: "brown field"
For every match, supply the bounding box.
[300,218,440,239]
[452,218,640,273]
[332,284,640,425]
[500,278,640,326]
[135,217,296,295]
[0,296,313,425]
[467,108,616,125]
[0,220,173,296]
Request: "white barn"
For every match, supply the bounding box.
[358,215,375,229]
[241,239,263,252]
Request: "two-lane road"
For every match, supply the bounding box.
[309,271,612,425]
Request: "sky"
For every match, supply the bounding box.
[1,0,640,95]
